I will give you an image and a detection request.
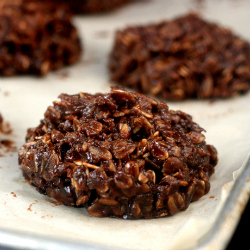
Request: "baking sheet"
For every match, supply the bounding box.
[0,0,250,249]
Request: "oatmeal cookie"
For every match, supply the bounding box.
[109,14,250,100]
[0,1,82,76]
[19,87,218,219]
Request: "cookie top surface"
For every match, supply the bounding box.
[109,14,250,100]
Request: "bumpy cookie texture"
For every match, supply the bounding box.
[19,87,218,219]
[0,2,82,76]
[109,14,250,100]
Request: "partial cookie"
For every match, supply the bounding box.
[0,113,15,156]
[0,114,3,134]
[109,14,250,100]
[0,2,82,76]
[19,87,218,219]
[29,0,132,14]
[0,113,11,134]
[64,0,132,14]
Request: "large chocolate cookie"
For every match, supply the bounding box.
[19,87,218,219]
[109,14,250,100]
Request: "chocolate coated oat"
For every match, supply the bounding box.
[0,2,82,76]
[109,14,250,100]
[19,87,218,219]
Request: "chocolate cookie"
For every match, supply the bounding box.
[65,0,132,14]
[29,0,132,14]
[109,14,250,100]
[0,2,82,76]
[19,87,218,219]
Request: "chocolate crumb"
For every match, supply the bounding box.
[0,139,16,156]
[27,204,33,211]
[0,114,12,134]
[11,192,17,197]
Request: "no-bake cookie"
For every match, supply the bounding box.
[19,87,218,219]
[61,0,133,14]
[109,14,250,100]
[29,0,132,14]
[0,2,82,76]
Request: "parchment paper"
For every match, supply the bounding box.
[0,0,250,249]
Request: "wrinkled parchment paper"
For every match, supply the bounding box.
[0,0,250,249]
